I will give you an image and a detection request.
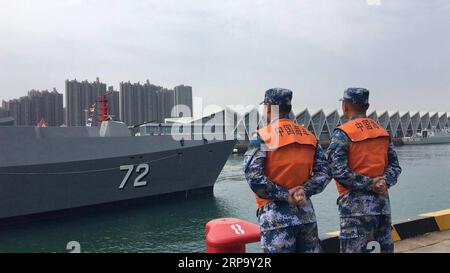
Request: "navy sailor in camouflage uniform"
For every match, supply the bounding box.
[243,88,332,253]
[327,88,402,253]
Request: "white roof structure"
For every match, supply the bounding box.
[325,110,340,137]
[438,112,448,129]
[310,109,327,139]
[244,109,449,140]
[157,108,450,141]
[293,109,449,139]
[296,108,312,129]
[368,110,378,123]
[399,111,411,138]
[420,112,431,131]
[430,112,440,128]
[410,112,421,134]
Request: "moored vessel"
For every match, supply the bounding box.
[0,121,235,222]
[402,128,450,145]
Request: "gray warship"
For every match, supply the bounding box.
[402,128,450,145]
[0,121,235,222]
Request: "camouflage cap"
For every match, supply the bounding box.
[261,88,293,106]
[339,88,370,105]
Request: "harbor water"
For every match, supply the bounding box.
[0,144,450,253]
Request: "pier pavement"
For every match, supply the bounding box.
[396,229,450,253]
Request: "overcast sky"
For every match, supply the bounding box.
[0,0,449,113]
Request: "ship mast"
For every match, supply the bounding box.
[98,91,113,125]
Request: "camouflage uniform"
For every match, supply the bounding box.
[243,88,332,253]
[327,88,402,253]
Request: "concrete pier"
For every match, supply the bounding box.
[396,229,450,253]
[321,208,450,253]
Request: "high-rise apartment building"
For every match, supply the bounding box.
[106,86,120,121]
[120,81,192,125]
[174,85,193,118]
[65,78,106,126]
[0,106,9,118]
[2,89,63,126]
[3,78,192,127]
[27,89,64,126]
[156,88,175,123]
[120,80,166,125]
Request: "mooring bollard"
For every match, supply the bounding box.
[205,218,261,253]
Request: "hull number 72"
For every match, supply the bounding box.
[119,164,150,189]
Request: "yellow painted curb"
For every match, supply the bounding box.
[325,225,414,242]
[420,209,450,231]
[391,226,401,242]
[326,231,340,237]
[326,226,402,242]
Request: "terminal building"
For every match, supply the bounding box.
[295,110,448,141]
[139,108,450,143]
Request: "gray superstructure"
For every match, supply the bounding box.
[402,129,450,145]
[0,121,235,221]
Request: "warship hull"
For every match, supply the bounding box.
[402,136,450,145]
[0,125,235,221]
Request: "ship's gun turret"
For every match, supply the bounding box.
[99,121,131,137]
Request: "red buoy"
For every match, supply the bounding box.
[205,218,261,253]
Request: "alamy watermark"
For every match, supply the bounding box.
[164,97,287,143]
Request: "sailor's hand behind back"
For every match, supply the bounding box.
[288,186,307,207]
[288,186,302,205]
[372,176,388,195]
[294,187,308,207]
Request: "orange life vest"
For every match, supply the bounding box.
[256,119,317,208]
[335,117,390,197]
